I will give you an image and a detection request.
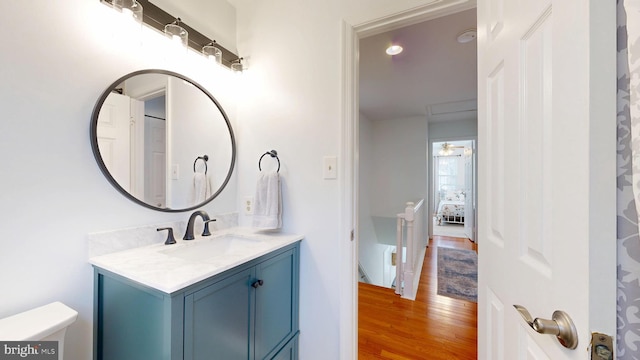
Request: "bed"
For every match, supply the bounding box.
[436,189,465,225]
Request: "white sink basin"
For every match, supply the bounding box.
[160,234,266,263]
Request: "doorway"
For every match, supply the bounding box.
[339,1,480,357]
[353,4,478,358]
[431,139,476,240]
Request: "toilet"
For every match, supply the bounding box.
[0,302,78,359]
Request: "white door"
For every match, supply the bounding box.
[96,92,131,191]
[144,117,166,208]
[463,143,475,241]
[477,0,616,359]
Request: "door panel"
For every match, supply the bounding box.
[519,330,552,360]
[519,7,553,276]
[254,249,297,360]
[464,143,475,241]
[184,268,253,360]
[96,92,131,191]
[477,0,616,359]
[486,62,505,248]
[144,118,166,208]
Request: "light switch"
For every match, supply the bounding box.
[323,156,337,179]
[171,164,179,180]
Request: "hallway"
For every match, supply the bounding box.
[358,236,477,359]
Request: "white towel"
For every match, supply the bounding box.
[191,173,211,205]
[252,172,282,230]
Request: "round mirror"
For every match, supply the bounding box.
[90,69,236,212]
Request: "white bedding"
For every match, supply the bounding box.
[436,200,465,224]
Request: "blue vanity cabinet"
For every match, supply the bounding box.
[94,272,178,360]
[271,336,299,360]
[183,245,300,360]
[183,267,254,359]
[254,248,299,359]
[94,241,300,360]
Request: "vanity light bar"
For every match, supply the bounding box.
[101,0,241,69]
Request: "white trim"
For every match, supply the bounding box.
[339,20,358,360]
[356,0,477,38]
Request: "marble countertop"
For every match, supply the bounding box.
[89,227,303,294]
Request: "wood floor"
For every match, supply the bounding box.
[358,236,478,360]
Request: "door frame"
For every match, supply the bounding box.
[429,136,477,241]
[341,1,617,358]
[339,1,478,358]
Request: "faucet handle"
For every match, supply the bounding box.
[157,227,177,245]
[202,219,217,236]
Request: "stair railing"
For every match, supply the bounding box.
[395,199,426,298]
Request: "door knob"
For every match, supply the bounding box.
[513,305,578,349]
[251,280,264,288]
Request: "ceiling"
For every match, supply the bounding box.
[359,8,477,123]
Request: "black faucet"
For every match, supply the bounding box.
[157,227,177,245]
[183,210,216,240]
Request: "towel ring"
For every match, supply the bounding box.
[258,150,280,173]
[193,155,209,174]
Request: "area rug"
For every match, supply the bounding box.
[437,247,478,302]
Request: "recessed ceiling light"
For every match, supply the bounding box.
[457,29,477,43]
[386,45,403,56]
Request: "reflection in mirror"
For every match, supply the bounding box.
[91,70,235,212]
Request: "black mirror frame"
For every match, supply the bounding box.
[90,69,236,212]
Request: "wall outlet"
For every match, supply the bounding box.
[244,196,254,215]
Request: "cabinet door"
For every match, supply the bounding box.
[254,249,298,360]
[270,336,298,360]
[96,274,166,360]
[184,268,254,360]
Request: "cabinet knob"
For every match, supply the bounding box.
[251,280,264,288]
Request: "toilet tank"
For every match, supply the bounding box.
[0,302,78,358]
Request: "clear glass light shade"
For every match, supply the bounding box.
[112,0,143,26]
[202,44,222,64]
[164,23,188,49]
[231,59,243,72]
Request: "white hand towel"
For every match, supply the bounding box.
[191,173,212,205]
[252,172,282,230]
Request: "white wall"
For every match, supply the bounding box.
[0,2,237,359]
[233,0,456,360]
[428,118,477,139]
[370,116,428,217]
[0,1,468,359]
[358,115,428,286]
[168,76,234,209]
[232,1,445,357]
[357,112,381,284]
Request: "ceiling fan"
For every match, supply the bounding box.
[438,142,464,155]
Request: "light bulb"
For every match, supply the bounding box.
[386,45,403,56]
